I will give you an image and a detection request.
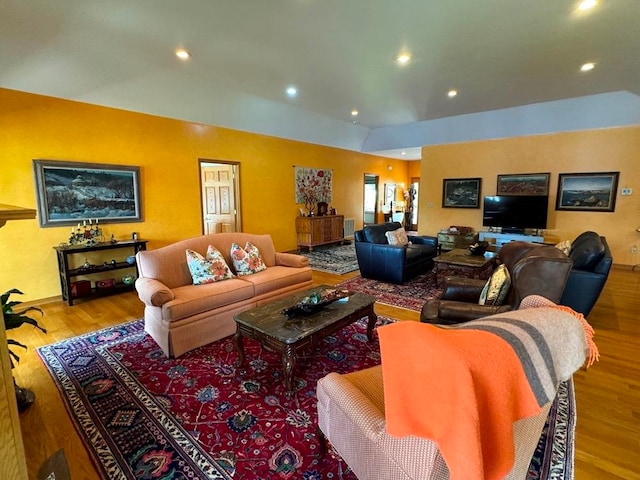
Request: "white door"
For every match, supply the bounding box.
[201,162,240,234]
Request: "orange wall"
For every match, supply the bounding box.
[418,127,640,266]
[0,88,410,302]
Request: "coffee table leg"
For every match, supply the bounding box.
[234,330,245,368]
[366,307,378,341]
[283,345,296,396]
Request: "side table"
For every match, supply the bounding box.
[433,248,497,286]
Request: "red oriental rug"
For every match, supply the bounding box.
[37,318,574,479]
[338,272,443,311]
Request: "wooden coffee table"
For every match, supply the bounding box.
[233,285,377,396]
[433,248,497,286]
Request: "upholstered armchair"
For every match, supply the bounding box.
[560,231,612,316]
[317,302,592,480]
[354,222,439,284]
[421,241,572,325]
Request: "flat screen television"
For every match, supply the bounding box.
[482,195,548,233]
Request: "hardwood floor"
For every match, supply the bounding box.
[11,267,640,479]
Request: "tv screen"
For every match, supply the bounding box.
[482,195,548,232]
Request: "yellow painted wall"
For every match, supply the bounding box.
[0,88,410,302]
[418,127,640,266]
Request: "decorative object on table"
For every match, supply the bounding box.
[121,273,136,286]
[32,159,142,227]
[497,173,550,196]
[79,258,96,270]
[2,288,46,411]
[468,241,489,256]
[317,201,328,216]
[294,166,332,216]
[556,171,619,212]
[282,288,351,317]
[110,234,117,244]
[96,279,116,290]
[70,280,91,298]
[67,220,104,247]
[125,255,136,265]
[442,177,482,208]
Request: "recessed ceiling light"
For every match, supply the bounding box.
[578,0,598,11]
[401,151,407,156]
[447,89,458,98]
[285,86,298,97]
[396,52,411,65]
[580,62,596,72]
[351,109,359,117]
[175,48,191,60]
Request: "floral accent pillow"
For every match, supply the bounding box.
[230,242,267,276]
[385,227,410,246]
[186,245,234,284]
[478,264,511,306]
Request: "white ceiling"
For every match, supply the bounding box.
[1,0,638,159]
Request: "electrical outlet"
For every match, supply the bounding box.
[632,245,638,254]
[621,188,633,196]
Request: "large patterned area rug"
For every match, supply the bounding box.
[338,271,443,311]
[38,319,575,480]
[299,243,359,275]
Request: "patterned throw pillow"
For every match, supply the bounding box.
[555,240,572,256]
[186,246,234,285]
[478,264,511,306]
[385,227,410,246]
[230,242,267,276]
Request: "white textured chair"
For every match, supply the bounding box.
[317,301,593,480]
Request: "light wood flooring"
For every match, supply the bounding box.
[11,267,640,479]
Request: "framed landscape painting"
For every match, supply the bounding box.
[442,178,481,208]
[33,159,142,227]
[497,173,550,196]
[555,172,619,212]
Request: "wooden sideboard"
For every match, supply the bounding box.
[296,215,344,251]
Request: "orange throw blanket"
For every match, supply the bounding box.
[378,306,591,480]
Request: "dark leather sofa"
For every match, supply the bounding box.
[354,222,438,284]
[560,231,612,316]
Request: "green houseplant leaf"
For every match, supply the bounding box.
[2,288,46,366]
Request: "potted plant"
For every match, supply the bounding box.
[2,288,46,411]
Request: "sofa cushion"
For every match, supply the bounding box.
[163,278,255,322]
[239,265,313,297]
[230,242,267,276]
[569,232,605,271]
[479,264,511,306]
[385,227,409,246]
[186,246,234,284]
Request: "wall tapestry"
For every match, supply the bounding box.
[294,167,333,210]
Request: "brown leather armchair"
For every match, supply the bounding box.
[421,241,572,325]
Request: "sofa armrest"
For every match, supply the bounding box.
[275,252,309,268]
[421,298,511,324]
[317,372,386,441]
[409,235,438,248]
[135,277,175,307]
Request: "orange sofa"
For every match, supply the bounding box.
[135,232,313,357]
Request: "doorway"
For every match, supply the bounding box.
[407,177,420,231]
[199,160,242,234]
[363,174,379,225]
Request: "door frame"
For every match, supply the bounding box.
[198,159,242,234]
[363,173,379,226]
